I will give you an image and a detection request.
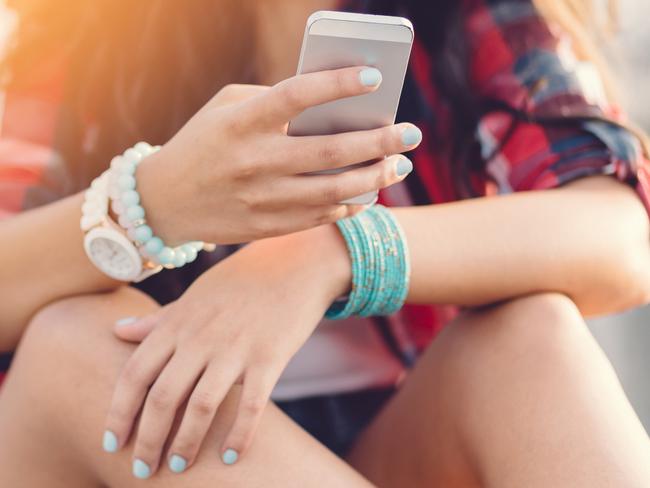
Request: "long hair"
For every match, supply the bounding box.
[1,0,617,194]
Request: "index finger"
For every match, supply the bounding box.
[245,66,382,127]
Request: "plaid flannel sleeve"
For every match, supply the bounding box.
[465,0,650,211]
[0,74,69,221]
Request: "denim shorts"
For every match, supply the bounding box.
[275,387,396,458]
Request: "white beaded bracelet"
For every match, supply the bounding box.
[81,170,163,282]
[107,142,210,269]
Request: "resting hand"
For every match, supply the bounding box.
[104,224,350,477]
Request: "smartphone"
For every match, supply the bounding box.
[288,11,414,205]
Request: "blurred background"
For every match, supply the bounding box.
[588,0,650,431]
[0,0,647,427]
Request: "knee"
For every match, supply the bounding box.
[458,293,588,366]
[16,287,158,381]
[493,292,584,339]
[30,285,156,330]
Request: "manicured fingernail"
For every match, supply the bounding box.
[169,454,187,474]
[102,430,118,453]
[401,126,422,146]
[133,459,151,479]
[396,157,413,177]
[115,316,138,327]
[359,68,382,87]
[222,448,238,465]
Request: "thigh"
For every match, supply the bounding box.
[0,287,372,488]
[347,294,650,487]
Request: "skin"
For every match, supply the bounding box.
[0,68,420,341]
[1,0,650,485]
[2,291,650,487]
[101,174,650,478]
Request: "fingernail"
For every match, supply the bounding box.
[169,454,187,474]
[401,126,422,146]
[359,67,382,87]
[115,316,138,327]
[102,430,118,453]
[222,448,239,465]
[133,459,151,479]
[396,157,413,177]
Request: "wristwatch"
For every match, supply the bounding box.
[81,172,162,282]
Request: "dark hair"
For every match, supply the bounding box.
[370,0,484,195]
[5,0,626,201]
[3,0,488,196]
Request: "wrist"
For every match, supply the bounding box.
[136,148,186,245]
[254,223,352,305]
[306,223,352,302]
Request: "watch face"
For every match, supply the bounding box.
[85,229,142,281]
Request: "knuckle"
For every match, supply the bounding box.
[171,437,198,458]
[232,158,257,181]
[106,405,129,428]
[216,83,244,103]
[251,348,281,367]
[378,128,394,155]
[317,143,343,165]
[190,391,218,417]
[237,188,262,211]
[241,397,266,417]
[252,218,276,238]
[322,182,344,203]
[147,385,173,412]
[219,83,239,95]
[317,206,343,226]
[222,113,248,134]
[276,80,303,111]
[120,360,145,388]
[374,162,392,188]
[332,69,349,96]
[136,435,160,455]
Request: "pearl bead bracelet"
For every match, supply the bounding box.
[107,142,209,269]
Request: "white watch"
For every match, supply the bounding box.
[81,172,162,282]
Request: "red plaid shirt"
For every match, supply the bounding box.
[1,0,649,376]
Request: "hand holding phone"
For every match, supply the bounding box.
[289,11,415,204]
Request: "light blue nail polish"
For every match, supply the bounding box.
[115,317,138,327]
[102,430,118,453]
[133,459,151,479]
[359,68,382,87]
[222,449,238,465]
[401,126,422,146]
[396,157,413,177]
[169,455,187,474]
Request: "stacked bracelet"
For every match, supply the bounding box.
[107,142,207,269]
[326,205,410,320]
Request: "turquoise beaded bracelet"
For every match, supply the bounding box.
[326,205,410,320]
[108,142,208,269]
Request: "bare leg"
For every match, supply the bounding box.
[2,290,648,487]
[0,287,372,487]
[348,293,650,487]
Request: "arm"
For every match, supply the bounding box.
[393,0,649,315]
[103,176,650,476]
[0,193,120,346]
[0,67,421,348]
[103,1,650,473]
[396,176,650,316]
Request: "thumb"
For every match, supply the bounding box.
[113,313,159,343]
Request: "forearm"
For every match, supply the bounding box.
[0,193,120,346]
[394,177,650,315]
[319,176,650,317]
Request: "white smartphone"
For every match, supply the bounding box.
[288,11,414,205]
